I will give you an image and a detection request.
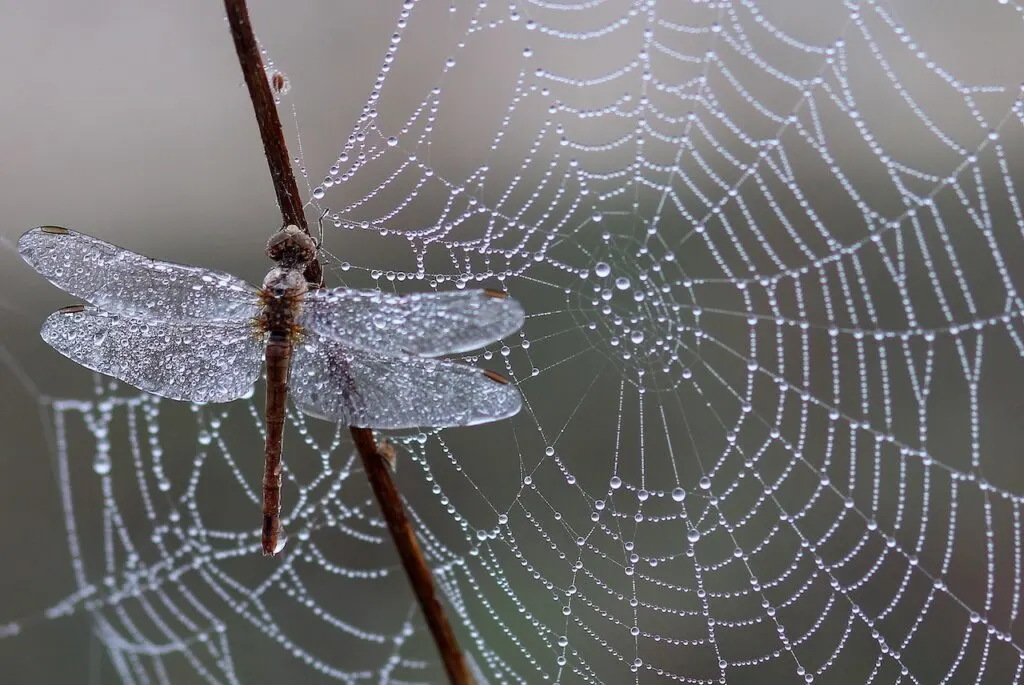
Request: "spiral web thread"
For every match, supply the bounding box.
[6,0,1024,683]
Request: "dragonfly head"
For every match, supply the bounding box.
[262,267,308,298]
[266,225,316,268]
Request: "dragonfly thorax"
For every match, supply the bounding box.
[262,267,308,299]
[266,225,316,268]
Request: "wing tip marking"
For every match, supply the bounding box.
[483,369,511,385]
[39,225,71,235]
[483,288,508,300]
[57,304,87,314]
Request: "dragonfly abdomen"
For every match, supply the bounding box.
[258,270,307,557]
[262,329,293,555]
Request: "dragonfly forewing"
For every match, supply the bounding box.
[299,288,525,357]
[43,305,264,402]
[290,337,522,429]
[19,226,261,323]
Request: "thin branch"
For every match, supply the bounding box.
[222,0,322,286]
[350,429,473,685]
[222,0,303,227]
[221,1,472,683]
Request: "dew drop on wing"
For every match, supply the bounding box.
[300,287,525,358]
[291,337,521,429]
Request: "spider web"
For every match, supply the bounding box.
[6,0,1024,683]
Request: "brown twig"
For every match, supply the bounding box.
[222,1,472,683]
[350,429,472,685]
[222,0,322,286]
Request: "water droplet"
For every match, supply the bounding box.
[687,529,700,543]
[93,455,111,475]
[609,476,622,489]
[615,276,630,290]
[594,262,611,277]
[630,330,645,344]
[672,487,686,502]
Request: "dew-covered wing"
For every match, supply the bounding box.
[18,226,260,323]
[42,305,264,402]
[290,337,522,429]
[299,288,524,357]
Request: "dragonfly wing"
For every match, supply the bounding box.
[42,306,264,402]
[299,288,525,357]
[290,337,522,429]
[19,226,261,322]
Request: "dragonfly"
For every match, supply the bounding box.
[19,225,524,555]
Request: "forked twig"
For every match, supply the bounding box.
[221,1,472,683]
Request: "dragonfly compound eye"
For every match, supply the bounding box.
[266,225,317,266]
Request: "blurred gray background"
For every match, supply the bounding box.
[2,0,1024,683]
